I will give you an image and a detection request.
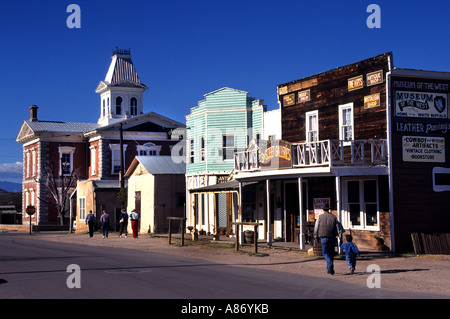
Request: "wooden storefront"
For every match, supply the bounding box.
[389,70,450,252]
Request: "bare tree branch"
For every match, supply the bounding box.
[35,161,78,225]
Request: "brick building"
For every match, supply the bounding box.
[16,49,184,229]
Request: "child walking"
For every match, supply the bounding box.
[341,234,360,274]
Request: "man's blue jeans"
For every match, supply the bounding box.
[101,222,109,238]
[321,237,336,272]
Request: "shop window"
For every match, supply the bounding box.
[344,179,379,230]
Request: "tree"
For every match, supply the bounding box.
[36,161,78,225]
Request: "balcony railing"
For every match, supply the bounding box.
[235,139,388,172]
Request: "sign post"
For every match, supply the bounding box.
[26,205,36,235]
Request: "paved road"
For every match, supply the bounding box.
[0,235,444,300]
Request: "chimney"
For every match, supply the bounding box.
[29,105,38,121]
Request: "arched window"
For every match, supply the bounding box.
[130,97,137,116]
[102,99,106,117]
[116,96,123,115]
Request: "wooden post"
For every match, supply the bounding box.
[168,218,172,245]
[167,217,186,247]
[232,222,262,254]
[254,224,258,254]
[235,224,240,252]
[181,218,185,247]
[266,179,272,246]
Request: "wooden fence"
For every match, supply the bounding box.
[411,232,450,254]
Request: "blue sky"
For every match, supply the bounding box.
[1,0,449,183]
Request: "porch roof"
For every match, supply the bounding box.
[189,180,261,193]
[189,180,239,194]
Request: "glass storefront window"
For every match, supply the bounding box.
[346,179,379,229]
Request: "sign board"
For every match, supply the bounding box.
[395,121,450,135]
[364,93,381,109]
[297,89,311,103]
[395,91,448,119]
[259,140,292,170]
[282,93,295,107]
[402,136,445,163]
[314,198,330,219]
[366,70,383,86]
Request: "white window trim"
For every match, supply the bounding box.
[26,151,30,178]
[342,177,380,231]
[109,144,127,174]
[58,146,76,176]
[32,149,36,177]
[137,143,161,156]
[79,196,86,220]
[432,167,450,192]
[339,102,354,145]
[305,110,319,143]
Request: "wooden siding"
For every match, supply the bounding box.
[279,53,391,144]
[187,87,264,175]
[390,75,450,252]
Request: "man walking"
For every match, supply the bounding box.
[314,207,339,275]
[85,210,96,238]
[100,210,110,239]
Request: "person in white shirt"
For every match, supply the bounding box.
[130,209,140,239]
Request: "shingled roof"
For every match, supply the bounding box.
[96,50,148,92]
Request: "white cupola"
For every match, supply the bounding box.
[95,48,148,126]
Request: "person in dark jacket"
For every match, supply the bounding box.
[118,209,128,238]
[314,207,339,275]
[85,210,96,238]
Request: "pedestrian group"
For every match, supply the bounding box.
[85,208,139,239]
[87,206,361,275]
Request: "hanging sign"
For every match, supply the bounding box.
[259,140,292,170]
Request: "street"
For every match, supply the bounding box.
[0,234,445,301]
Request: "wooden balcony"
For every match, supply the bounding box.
[234,139,388,172]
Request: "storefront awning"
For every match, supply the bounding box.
[189,180,260,194]
[189,180,239,194]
